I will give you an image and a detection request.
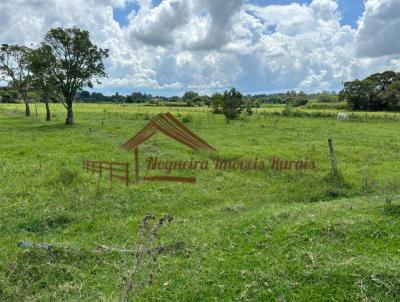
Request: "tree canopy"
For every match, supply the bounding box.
[42,27,109,124]
[340,71,400,111]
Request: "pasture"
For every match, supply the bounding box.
[1,103,400,301]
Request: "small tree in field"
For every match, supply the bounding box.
[0,44,32,116]
[27,46,56,121]
[43,27,109,124]
[222,88,244,121]
[211,92,223,113]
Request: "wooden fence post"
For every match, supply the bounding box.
[125,163,129,186]
[134,148,139,183]
[328,138,338,179]
[109,163,113,182]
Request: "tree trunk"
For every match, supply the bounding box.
[22,92,30,117]
[45,101,51,121]
[66,102,74,125]
[24,101,30,117]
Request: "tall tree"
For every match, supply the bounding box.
[42,27,109,124]
[340,80,373,110]
[377,80,400,111]
[340,71,400,111]
[0,44,32,116]
[27,45,55,121]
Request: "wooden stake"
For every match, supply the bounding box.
[328,138,338,179]
[125,163,129,186]
[32,130,36,145]
[134,147,139,183]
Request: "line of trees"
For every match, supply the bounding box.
[0,27,109,124]
[75,90,212,107]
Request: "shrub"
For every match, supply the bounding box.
[180,114,193,124]
[222,88,244,121]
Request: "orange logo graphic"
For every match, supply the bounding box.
[121,112,216,183]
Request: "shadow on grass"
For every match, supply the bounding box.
[35,122,80,132]
[18,213,74,233]
[383,204,400,216]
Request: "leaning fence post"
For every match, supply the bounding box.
[328,138,338,179]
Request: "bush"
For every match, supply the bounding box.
[305,101,348,110]
[180,114,193,124]
[294,97,308,107]
[283,103,293,115]
[315,93,338,103]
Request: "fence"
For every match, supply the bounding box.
[250,109,400,121]
[83,160,130,186]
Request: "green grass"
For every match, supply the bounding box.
[1,103,400,301]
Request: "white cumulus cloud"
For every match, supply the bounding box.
[356,0,400,57]
[0,0,400,95]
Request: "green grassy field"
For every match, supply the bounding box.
[1,103,400,301]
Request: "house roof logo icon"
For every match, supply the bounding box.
[122,112,215,183]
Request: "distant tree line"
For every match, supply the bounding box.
[74,71,400,114]
[76,90,213,107]
[0,87,18,103]
[73,89,317,108]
